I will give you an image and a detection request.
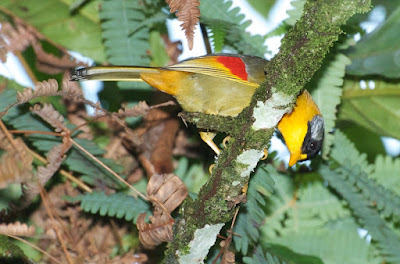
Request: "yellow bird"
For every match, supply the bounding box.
[71,54,324,166]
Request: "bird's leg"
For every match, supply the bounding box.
[199,132,220,155]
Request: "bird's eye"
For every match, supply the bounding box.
[309,142,317,151]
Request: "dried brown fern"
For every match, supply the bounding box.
[0,126,33,189]
[18,139,72,209]
[166,0,200,50]
[37,138,72,186]
[31,103,68,133]
[17,79,59,104]
[32,41,87,75]
[0,221,36,237]
[0,21,38,59]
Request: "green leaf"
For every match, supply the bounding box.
[71,191,150,222]
[246,0,275,19]
[100,0,152,89]
[338,78,400,140]
[320,165,400,263]
[370,155,400,196]
[346,7,400,78]
[1,0,105,62]
[243,244,323,264]
[200,0,268,57]
[233,164,276,255]
[285,0,305,26]
[309,51,350,157]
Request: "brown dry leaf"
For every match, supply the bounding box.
[137,173,187,248]
[32,41,86,75]
[17,79,59,103]
[137,99,180,175]
[0,221,36,237]
[137,212,174,248]
[166,0,200,50]
[31,103,68,133]
[221,250,235,264]
[147,173,188,213]
[109,252,148,264]
[0,21,38,60]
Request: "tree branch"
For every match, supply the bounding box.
[165,0,371,262]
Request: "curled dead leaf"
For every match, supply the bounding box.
[137,212,174,248]
[147,173,188,213]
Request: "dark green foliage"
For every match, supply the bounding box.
[69,191,150,222]
[243,244,323,264]
[346,6,400,78]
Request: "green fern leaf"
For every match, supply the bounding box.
[73,191,150,222]
[244,244,323,264]
[320,165,400,263]
[285,0,306,26]
[329,129,372,174]
[295,173,350,222]
[370,155,400,195]
[309,52,350,158]
[208,22,227,53]
[200,0,268,57]
[330,130,400,219]
[266,221,374,264]
[100,0,151,89]
[233,164,276,255]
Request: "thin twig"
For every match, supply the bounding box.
[24,140,93,193]
[6,234,63,264]
[70,138,149,201]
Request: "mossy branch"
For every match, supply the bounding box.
[165,0,371,262]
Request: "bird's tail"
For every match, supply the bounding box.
[70,66,161,82]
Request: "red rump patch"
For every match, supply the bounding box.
[216,56,248,81]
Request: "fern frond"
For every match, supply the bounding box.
[208,22,227,53]
[285,0,306,26]
[31,104,67,133]
[321,130,400,262]
[370,155,400,195]
[71,191,150,222]
[295,173,350,222]
[330,129,372,174]
[320,165,400,263]
[100,0,151,89]
[310,52,350,158]
[244,246,286,264]
[233,164,276,255]
[200,0,268,57]
[243,244,323,264]
[329,131,400,219]
[166,0,200,50]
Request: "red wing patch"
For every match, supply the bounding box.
[216,56,248,81]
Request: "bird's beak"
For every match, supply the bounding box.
[288,151,307,167]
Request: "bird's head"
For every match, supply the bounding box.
[277,90,324,166]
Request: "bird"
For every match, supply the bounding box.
[71,54,324,166]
